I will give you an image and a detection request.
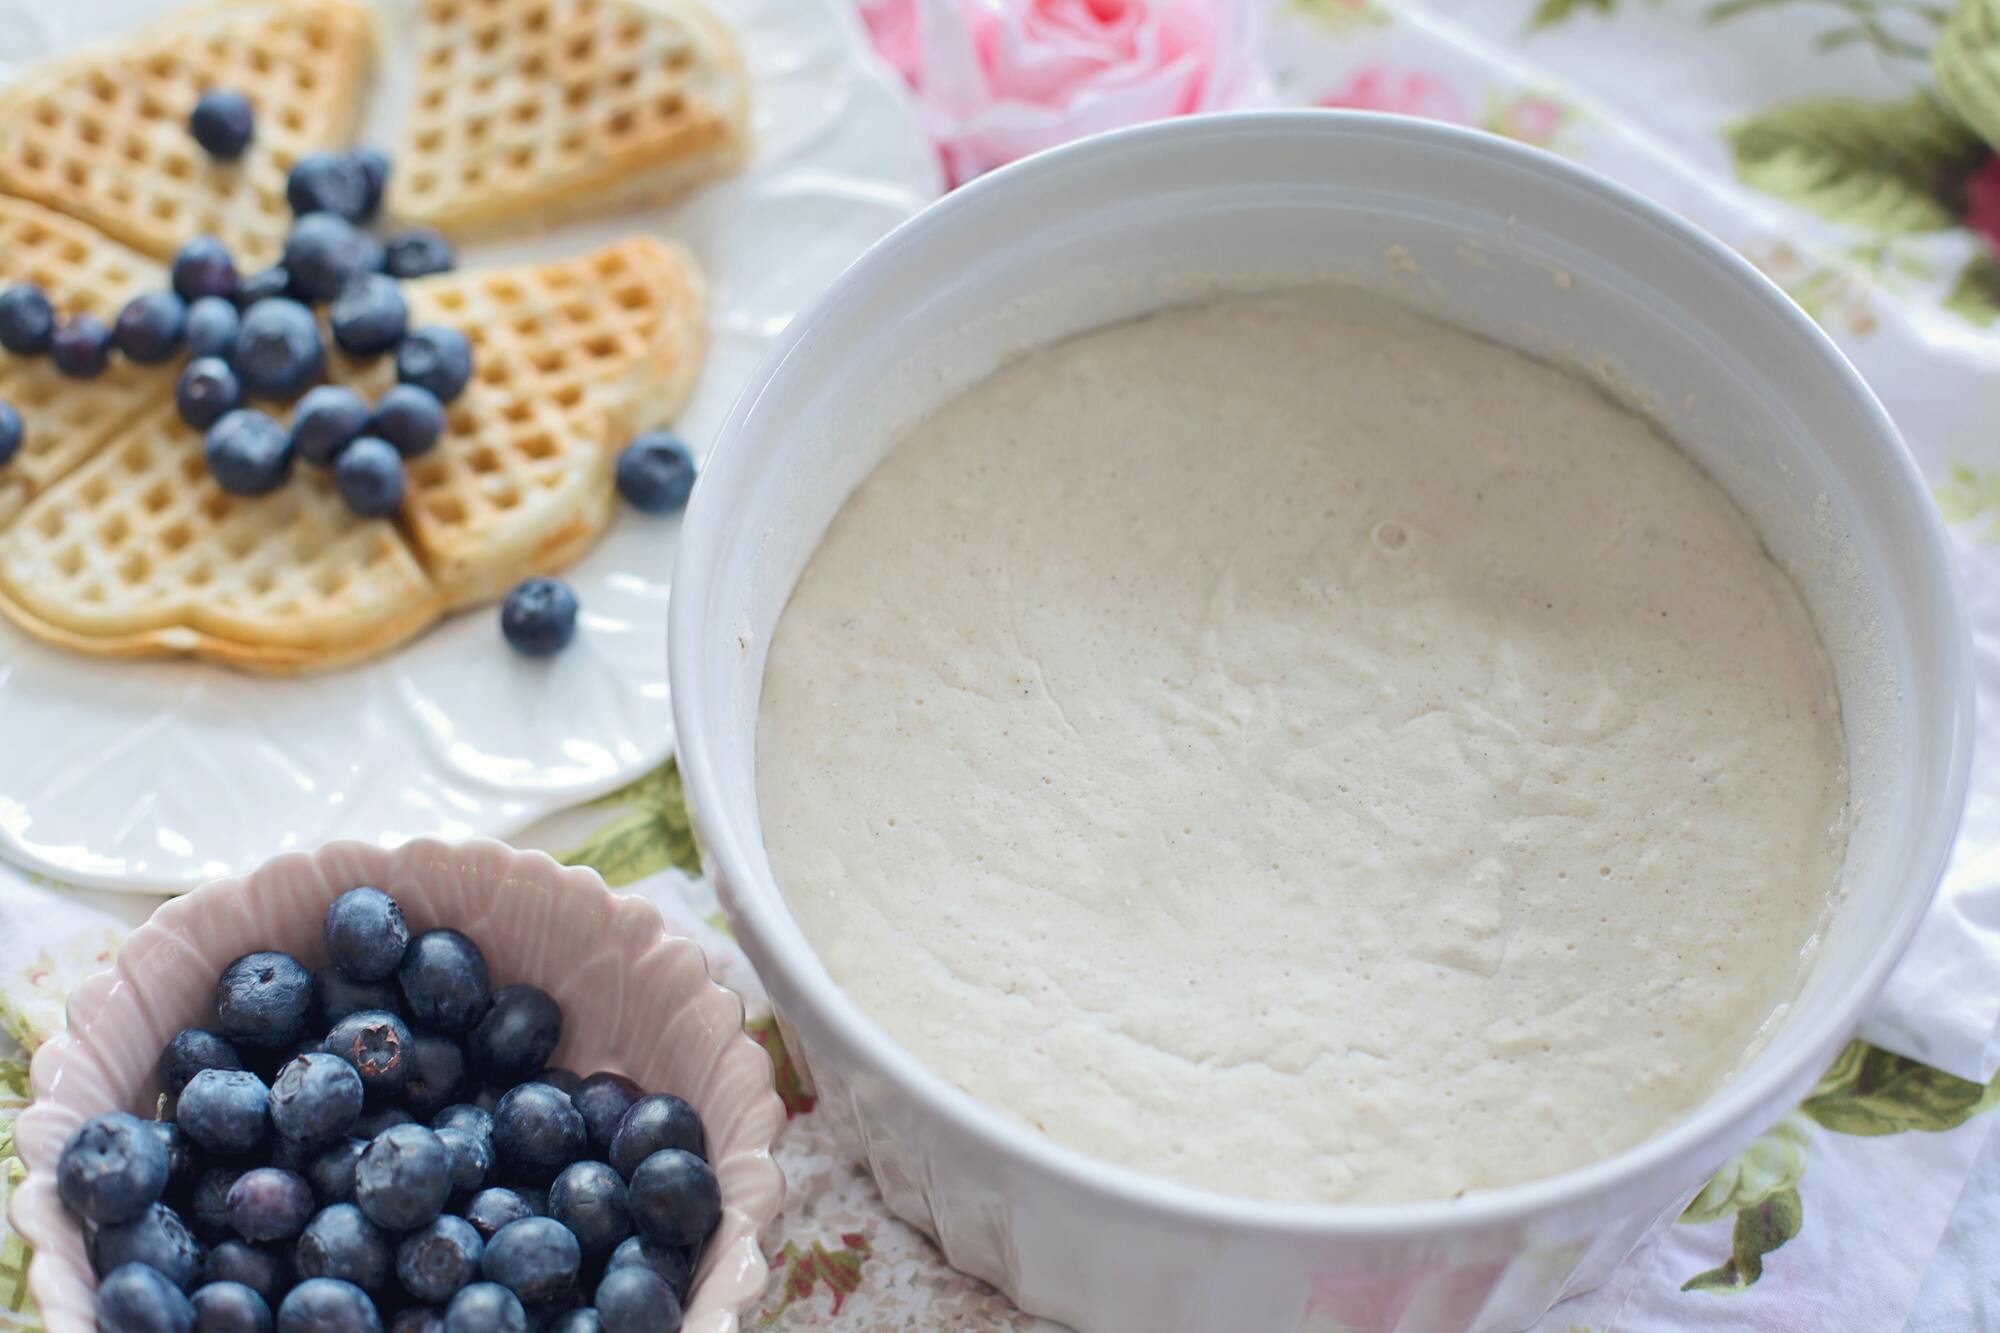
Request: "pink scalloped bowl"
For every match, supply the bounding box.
[9,838,787,1333]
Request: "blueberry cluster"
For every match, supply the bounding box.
[57,887,720,1333]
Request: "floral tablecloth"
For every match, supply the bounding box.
[10,1,2000,1330]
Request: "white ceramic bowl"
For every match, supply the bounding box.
[668,112,1973,1333]
[10,839,787,1333]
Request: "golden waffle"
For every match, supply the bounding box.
[0,0,376,268]
[388,0,750,236]
[0,402,441,673]
[0,198,174,526]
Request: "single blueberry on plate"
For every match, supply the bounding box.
[324,1010,414,1099]
[0,402,17,467]
[531,1068,580,1096]
[205,410,295,496]
[203,1240,290,1305]
[334,437,405,518]
[0,283,55,354]
[330,275,407,357]
[400,1032,467,1120]
[290,386,370,467]
[442,1282,525,1333]
[178,358,243,431]
[368,384,444,457]
[270,1052,365,1147]
[398,931,491,1035]
[49,314,112,378]
[191,1168,247,1241]
[548,1161,629,1265]
[186,296,242,360]
[294,1201,391,1292]
[493,1082,586,1185]
[235,299,324,399]
[546,1311,603,1333]
[275,1278,382,1333]
[283,214,383,303]
[460,1188,534,1243]
[468,986,561,1083]
[396,1215,483,1305]
[190,89,255,160]
[614,433,697,514]
[314,967,399,1029]
[394,327,472,403]
[606,1236,691,1303]
[178,1069,272,1157]
[307,1137,369,1205]
[113,290,188,364]
[433,1125,491,1196]
[355,1124,451,1231]
[607,1095,703,1179]
[324,888,410,981]
[238,266,293,309]
[97,1262,197,1333]
[595,1264,680,1333]
[382,228,453,280]
[226,1167,317,1242]
[626,1150,720,1249]
[351,147,390,221]
[499,577,578,658]
[286,153,372,221]
[429,1104,492,1140]
[570,1074,640,1155]
[480,1216,580,1307]
[388,1311,444,1333]
[57,1112,169,1224]
[92,1201,203,1289]
[150,1120,199,1194]
[191,1279,272,1333]
[173,237,241,303]
[352,1107,415,1138]
[217,951,314,1049]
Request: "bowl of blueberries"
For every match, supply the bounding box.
[8,839,786,1333]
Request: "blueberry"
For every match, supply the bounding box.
[605,1236,690,1303]
[287,153,372,222]
[313,969,398,1031]
[323,888,410,981]
[530,1068,581,1097]
[0,283,54,354]
[548,1162,629,1265]
[334,438,405,519]
[607,1096,703,1179]
[442,1282,525,1333]
[429,1105,492,1139]
[396,1215,482,1305]
[93,1202,203,1289]
[389,1312,444,1333]
[174,237,242,303]
[50,314,112,378]
[190,90,255,160]
[351,148,391,221]
[547,1312,602,1333]
[215,952,313,1049]
[330,275,407,357]
[460,1189,535,1244]
[0,402,17,467]
[289,386,370,467]
[567,1074,639,1156]
[594,1264,679,1333]
[480,1217,580,1307]
[276,1278,382,1333]
[324,1010,413,1099]
[401,1033,466,1120]
[57,1111,169,1224]
[434,1126,491,1197]
[294,1202,391,1292]
[114,291,188,364]
[186,296,242,360]
[513,1186,549,1218]
[192,1168,247,1240]
[227,1168,316,1242]
[355,1124,450,1231]
[98,1262,198,1333]
[192,1279,272,1333]
[307,1137,369,1206]
[467,987,562,1084]
[614,434,696,515]
[151,1120,200,1194]
[352,1107,415,1138]
[270,1053,365,1147]
[466,1087,502,1116]
[500,578,578,658]
[283,214,382,304]
[398,931,492,1035]
[203,1240,290,1305]
[625,1151,718,1249]
[368,384,444,458]
[269,1135,318,1175]
[205,410,295,496]
[394,327,472,403]
[177,358,243,431]
[382,229,454,281]
[238,266,293,308]
[179,1069,272,1156]
[493,1083,586,1185]
[236,298,324,398]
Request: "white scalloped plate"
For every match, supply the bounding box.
[0,0,943,891]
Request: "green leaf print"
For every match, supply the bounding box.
[1726,93,1986,231]
[1681,1112,1810,1225]
[1945,250,2000,323]
[1288,0,1387,34]
[1937,0,2000,148]
[1800,1040,2000,1134]
[560,759,702,886]
[1530,0,1615,28]
[1937,460,2000,537]
[760,1233,873,1322]
[1681,1188,1804,1293]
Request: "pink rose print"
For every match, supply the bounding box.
[1315,63,1469,125]
[859,0,1269,186]
[1965,154,2000,253]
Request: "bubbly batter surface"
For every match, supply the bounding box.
[756,292,1849,1203]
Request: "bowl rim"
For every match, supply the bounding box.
[7,836,788,1330]
[668,109,1976,1237]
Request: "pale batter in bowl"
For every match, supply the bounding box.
[755,290,1849,1204]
